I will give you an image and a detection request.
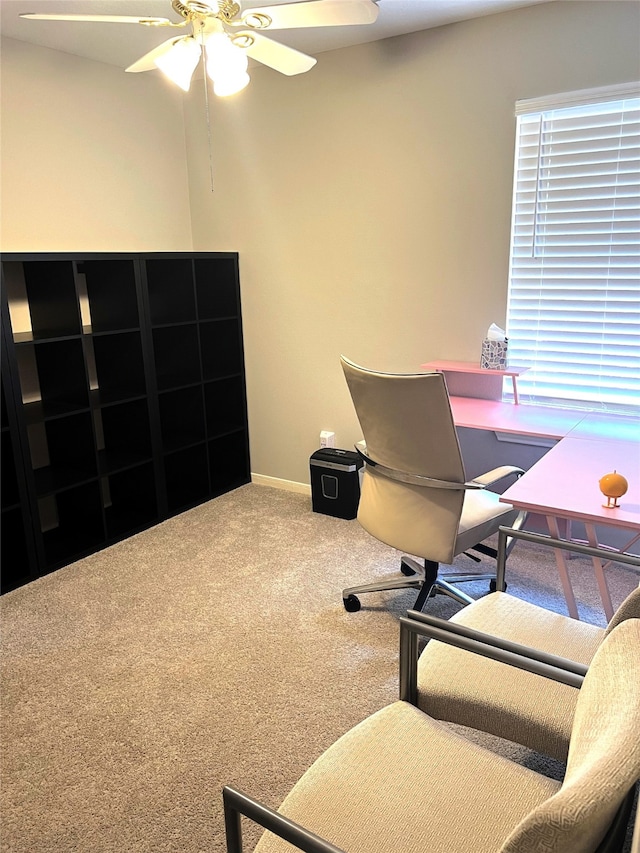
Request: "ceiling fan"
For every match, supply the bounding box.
[20,0,380,95]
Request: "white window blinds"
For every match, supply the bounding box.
[505,83,640,413]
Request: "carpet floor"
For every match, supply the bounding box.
[1,483,638,852]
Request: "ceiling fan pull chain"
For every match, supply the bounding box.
[201,42,215,192]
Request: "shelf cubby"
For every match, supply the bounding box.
[0,507,32,593]
[200,319,242,380]
[31,411,97,495]
[103,463,157,538]
[209,431,250,496]
[90,331,147,403]
[19,339,89,417]
[15,260,82,340]
[1,379,9,426]
[195,258,239,319]
[158,386,206,452]
[205,376,246,437]
[97,399,153,473]
[164,444,210,513]
[0,362,38,590]
[152,324,201,390]
[1,429,20,509]
[81,259,140,333]
[146,258,197,325]
[39,482,104,567]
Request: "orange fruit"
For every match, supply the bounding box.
[598,470,628,499]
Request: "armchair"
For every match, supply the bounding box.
[414,527,640,762]
[223,618,640,852]
[340,356,526,612]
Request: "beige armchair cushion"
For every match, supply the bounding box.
[501,618,640,852]
[255,701,559,853]
[416,588,640,762]
[606,582,640,634]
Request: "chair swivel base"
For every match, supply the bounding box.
[342,557,497,613]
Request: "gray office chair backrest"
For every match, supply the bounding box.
[341,356,467,564]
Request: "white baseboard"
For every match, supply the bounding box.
[251,473,311,496]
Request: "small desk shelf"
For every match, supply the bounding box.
[421,360,529,404]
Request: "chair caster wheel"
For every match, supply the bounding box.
[400,560,416,576]
[489,580,507,592]
[343,595,361,612]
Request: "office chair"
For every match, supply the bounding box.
[340,356,526,612]
[224,618,640,853]
[415,583,640,762]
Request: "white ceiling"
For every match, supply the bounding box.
[0,0,554,71]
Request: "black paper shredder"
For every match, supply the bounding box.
[310,448,364,520]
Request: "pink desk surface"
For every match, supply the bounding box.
[448,396,583,440]
[500,437,640,531]
[566,412,640,442]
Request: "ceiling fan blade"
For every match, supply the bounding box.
[126,37,189,73]
[241,0,378,30]
[235,31,316,76]
[20,13,175,25]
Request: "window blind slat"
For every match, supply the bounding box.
[506,86,640,413]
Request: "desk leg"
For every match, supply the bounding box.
[546,516,580,620]
[584,523,615,622]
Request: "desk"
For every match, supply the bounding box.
[500,436,640,620]
[448,396,583,440]
[565,411,640,443]
[426,362,640,618]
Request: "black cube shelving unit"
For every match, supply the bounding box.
[1,252,250,593]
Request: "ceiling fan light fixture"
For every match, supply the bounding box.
[205,32,249,96]
[212,70,250,97]
[154,36,201,90]
[205,32,248,77]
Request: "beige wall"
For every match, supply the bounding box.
[184,0,640,485]
[0,38,193,251]
[2,2,638,486]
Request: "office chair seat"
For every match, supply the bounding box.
[343,480,521,611]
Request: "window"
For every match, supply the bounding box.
[505,82,640,414]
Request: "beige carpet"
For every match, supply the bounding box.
[1,483,638,852]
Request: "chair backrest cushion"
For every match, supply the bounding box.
[341,357,466,563]
[501,619,640,853]
[605,584,640,635]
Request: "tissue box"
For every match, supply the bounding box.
[481,338,508,370]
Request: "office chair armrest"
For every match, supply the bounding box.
[399,612,585,705]
[223,785,346,853]
[470,465,525,487]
